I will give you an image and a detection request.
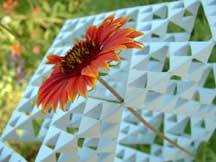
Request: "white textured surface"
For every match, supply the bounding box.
[1,0,216,162]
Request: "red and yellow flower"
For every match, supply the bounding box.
[37,15,143,113]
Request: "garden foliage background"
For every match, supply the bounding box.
[0,0,215,161]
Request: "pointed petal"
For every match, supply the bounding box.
[93,60,110,69]
[39,81,63,113]
[128,31,144,38]
[86,25,98,42]
[103,28,135,45]
[67,78,78,102]
[77,76,88,97]
[81,65,98,78]
[46,55,63,64]
[124,41,144,49]
[37,69,77,113]
[102,45,127,53]
[98,52,120,62]
[102,37,133,51]
[97,16,130,44]
[84,76,97,88]
[59,81,69,111]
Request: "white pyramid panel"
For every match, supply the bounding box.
[1,0,216,162]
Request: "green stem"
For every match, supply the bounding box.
[127,107,194,157]
[97,76,124,102]
[0,23,19,40]
[27,0,34,11]
[97,76,194,157]
[0,23,28,51]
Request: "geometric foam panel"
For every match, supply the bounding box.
[0,141,27,162]
[1,0,216,162]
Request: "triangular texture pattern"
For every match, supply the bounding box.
[0,141,27,162]
[1,0,216,162]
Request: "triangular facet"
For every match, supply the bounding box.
[167,21,186,33]
[184,9,193,17]
[190,4,212,41]
[208,44,216,63]
[204,69,216,88]
[184,119,191,135]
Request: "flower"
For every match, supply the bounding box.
[37,15,143,113]
[32,45,41,54]
[33,7,40,15]
[11,44,22,55]
[3,0,19,14]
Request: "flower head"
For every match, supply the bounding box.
[37,15,143,113]
[3,0,19,14]
[33,7,40,15]
[11,44,22,55]
[32,45,41,54]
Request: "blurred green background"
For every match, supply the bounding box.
[0,0,215,161]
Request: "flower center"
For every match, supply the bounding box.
[61,40,98,72]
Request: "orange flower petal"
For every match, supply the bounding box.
[98,52,120,62]
[81,65,98,78]
[97,15,115,39]
[84,76,97,88]
[86,25,97,42]
[37,76,63,105]
[128,31,144,38]
[59,82,69,111]
[67,78,78,102]
[91,59,110,70]
[103,38,133,49]
[98,16,129,44]
[78,76,88,97]
[106,28,135,40]
[124,41,144,49]
[39,81,64,113]
[47,55,63,64]
[102,45,127,53]
[37,69,72,112]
